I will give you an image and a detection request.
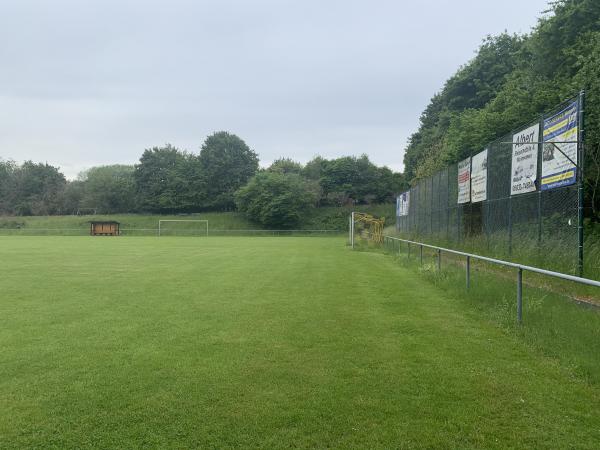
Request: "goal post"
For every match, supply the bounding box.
[158,220,209,237]
[350,211,385,248]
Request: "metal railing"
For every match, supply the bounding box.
[383,235,600,323]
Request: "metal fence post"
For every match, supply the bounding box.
[466,256,470,289]
[437,249,441,271]
[537,191,542,249]
[407,242,411,259]
[577,90,585,277]
[420,244,423,265]
[517,268,523,323]
[508,199,513,257]
[537,113,544,253]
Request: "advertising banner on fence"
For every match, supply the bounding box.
[396,191,410,216]
[457,157,471,204]
[511,123,539,195]
[541,100,579,190]
[471,149,487,202]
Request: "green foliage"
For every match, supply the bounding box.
[0,159,16,213]
[267,158,303,174]
[134,145,202,213]
[235,154,405,227]
[79,165,136,214]
[403,0,600,217]
[199,131,259,210]
[0,161,67,215]
[302,155,328,180]
[404,33,525,179]
[60,180,85,214]
[235,171,317,228]
[318,154,407,205]
[1,131,404,219]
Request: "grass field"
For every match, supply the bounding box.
[2,236,600,448]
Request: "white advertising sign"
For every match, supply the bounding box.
[470,149,487,203]
[396,191,410,217]
[511,124,539,195]
[457,157,471,204]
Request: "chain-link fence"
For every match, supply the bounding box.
[397,94,583,275]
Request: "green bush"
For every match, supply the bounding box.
[235,172,317,228]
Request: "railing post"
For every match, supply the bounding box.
[407,242,410,259]
[466,256,470,289]
[437,249,441,271]
[517,268,523,323]
[420,244,423,265]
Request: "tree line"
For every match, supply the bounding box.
[403,0,600,217]
[0,131,406,227]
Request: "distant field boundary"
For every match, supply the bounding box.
[0,228,344,236]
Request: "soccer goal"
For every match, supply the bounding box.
[350,212,385,248]
[158,220,209,237]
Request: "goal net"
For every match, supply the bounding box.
[158,220,209,237]
[350,212,385,248]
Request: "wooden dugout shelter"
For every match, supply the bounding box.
[90,221,120,236]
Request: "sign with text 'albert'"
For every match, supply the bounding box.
[511,124,539,195]
[457,157,471,204]
[541,100,579,190]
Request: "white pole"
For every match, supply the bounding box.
[351,212,355,249]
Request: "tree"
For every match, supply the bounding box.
[303,156,328,181]
[318,155,397,205]
[80,165,136,213]
[0,159,17,214]
[235,171,316,228]
[11,162,66,215]
[402,33,525,180]
[134,145,202,213]
[268,158,303,174]
[400,0,600,218]
[199,132,259,210]
[60,180,85,214]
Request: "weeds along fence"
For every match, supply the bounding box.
[383,235,600,322]
[0,228,343,237]
[396,93,586,276]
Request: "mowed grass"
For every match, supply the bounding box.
[1,237,600,449]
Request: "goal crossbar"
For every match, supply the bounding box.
[158,220,209,236]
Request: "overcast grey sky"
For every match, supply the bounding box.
[0,0,550,179]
